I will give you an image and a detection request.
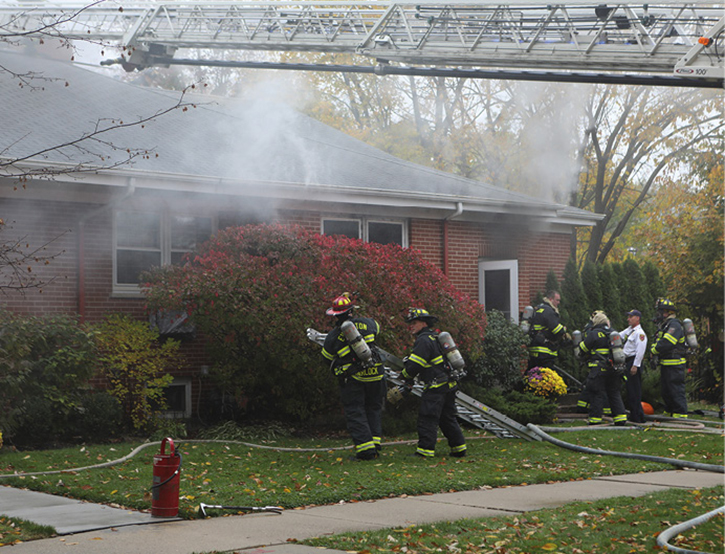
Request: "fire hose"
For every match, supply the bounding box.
[656,505,725,554]
[527,424,725,554]
[526,424,724,473]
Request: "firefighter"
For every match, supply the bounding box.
[321,293,385,460]
[650,298,688,419]
[527,290,568,370]
[578,310,627,426]
[400,308,466,459]
[620,309,648,423]
[576,317,611,418]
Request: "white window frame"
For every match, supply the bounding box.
[479,259,519,323]
[321,217,408,247]
[161,377,192,419]
[113,210,214,296]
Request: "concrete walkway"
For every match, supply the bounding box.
[1,470,723,553]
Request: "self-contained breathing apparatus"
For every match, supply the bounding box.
[334,319,381,381]
[609,330,626,376]
[341,320,375,368]
[387,328,467,405]
[437,331,467,381]
[520,305,534,335]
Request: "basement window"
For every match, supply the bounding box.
[322,218,406,247]
[161,378,192,419]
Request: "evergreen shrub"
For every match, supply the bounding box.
[469,309,527,391]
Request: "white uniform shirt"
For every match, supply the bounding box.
[620,324,648,368]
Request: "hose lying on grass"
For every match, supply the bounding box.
[0,438,423,479]
[527,424,724,473]
[656,505,725,554]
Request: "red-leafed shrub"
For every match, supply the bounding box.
[143,224,486,423]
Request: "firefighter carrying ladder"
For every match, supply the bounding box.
[306,328,540,441]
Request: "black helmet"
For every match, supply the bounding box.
[656,298,676,312]
[405,308,438,324]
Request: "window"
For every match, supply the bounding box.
[114,211,212,292]
[479,259,519,323]
[161,378,191,419]
[322,218,406,247]
[170,215,212,265]
[323,219,361,240]
[368,221,404,246]
[116,212,161,286]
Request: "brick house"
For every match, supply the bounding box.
[1,49,601,417]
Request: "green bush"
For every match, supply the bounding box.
[94,314,179,433]
[73,392,124,442]
[462,384,558,425]
[0,310,96,446]
[149,418,188,442]
[143,224,487,424]
[468,310,527,392]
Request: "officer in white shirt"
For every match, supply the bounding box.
[620,309,648,423]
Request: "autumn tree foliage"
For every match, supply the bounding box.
[143,224,486,423]
[630,156,723,316]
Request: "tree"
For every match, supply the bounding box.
[560,258,588,330]
[572,86,724,264]
[143,224,487,423]
[597,263,622,329]
[629,154,723,319]
[579,260,602,316]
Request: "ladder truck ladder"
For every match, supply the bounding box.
[306,328,540,441]
[0,1,722,86]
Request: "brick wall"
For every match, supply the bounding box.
[410,217,571,313]
[2,197,573,416]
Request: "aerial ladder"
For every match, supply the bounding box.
[306,327,541,441]
[0,1,722,87]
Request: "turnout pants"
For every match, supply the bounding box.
[340,378,385,458]
[660,364,688,418]
[624,356,645,423]
[585,366,627,425]
[416,384,466,457]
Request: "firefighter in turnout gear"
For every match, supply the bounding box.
[528,290,567,370]
[651,298,688,419]
[321,293,385,460]
[401,308,466,459]
[578,311,627,426]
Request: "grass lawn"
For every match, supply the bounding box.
[300,486,724,554]
[0,516,55,546]
[0,418,722,549]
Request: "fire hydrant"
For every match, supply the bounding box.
[151,437,182,517]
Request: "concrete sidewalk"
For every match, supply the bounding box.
[1,470,723,554]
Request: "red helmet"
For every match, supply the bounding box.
[326,293,358,316]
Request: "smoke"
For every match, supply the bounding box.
[511,82,590,204]
[212,75,323,186]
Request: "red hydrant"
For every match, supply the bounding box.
[151,437,181,517]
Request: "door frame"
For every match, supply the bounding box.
[478,259,520,323]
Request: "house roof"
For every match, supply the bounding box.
[0,47,601,227]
